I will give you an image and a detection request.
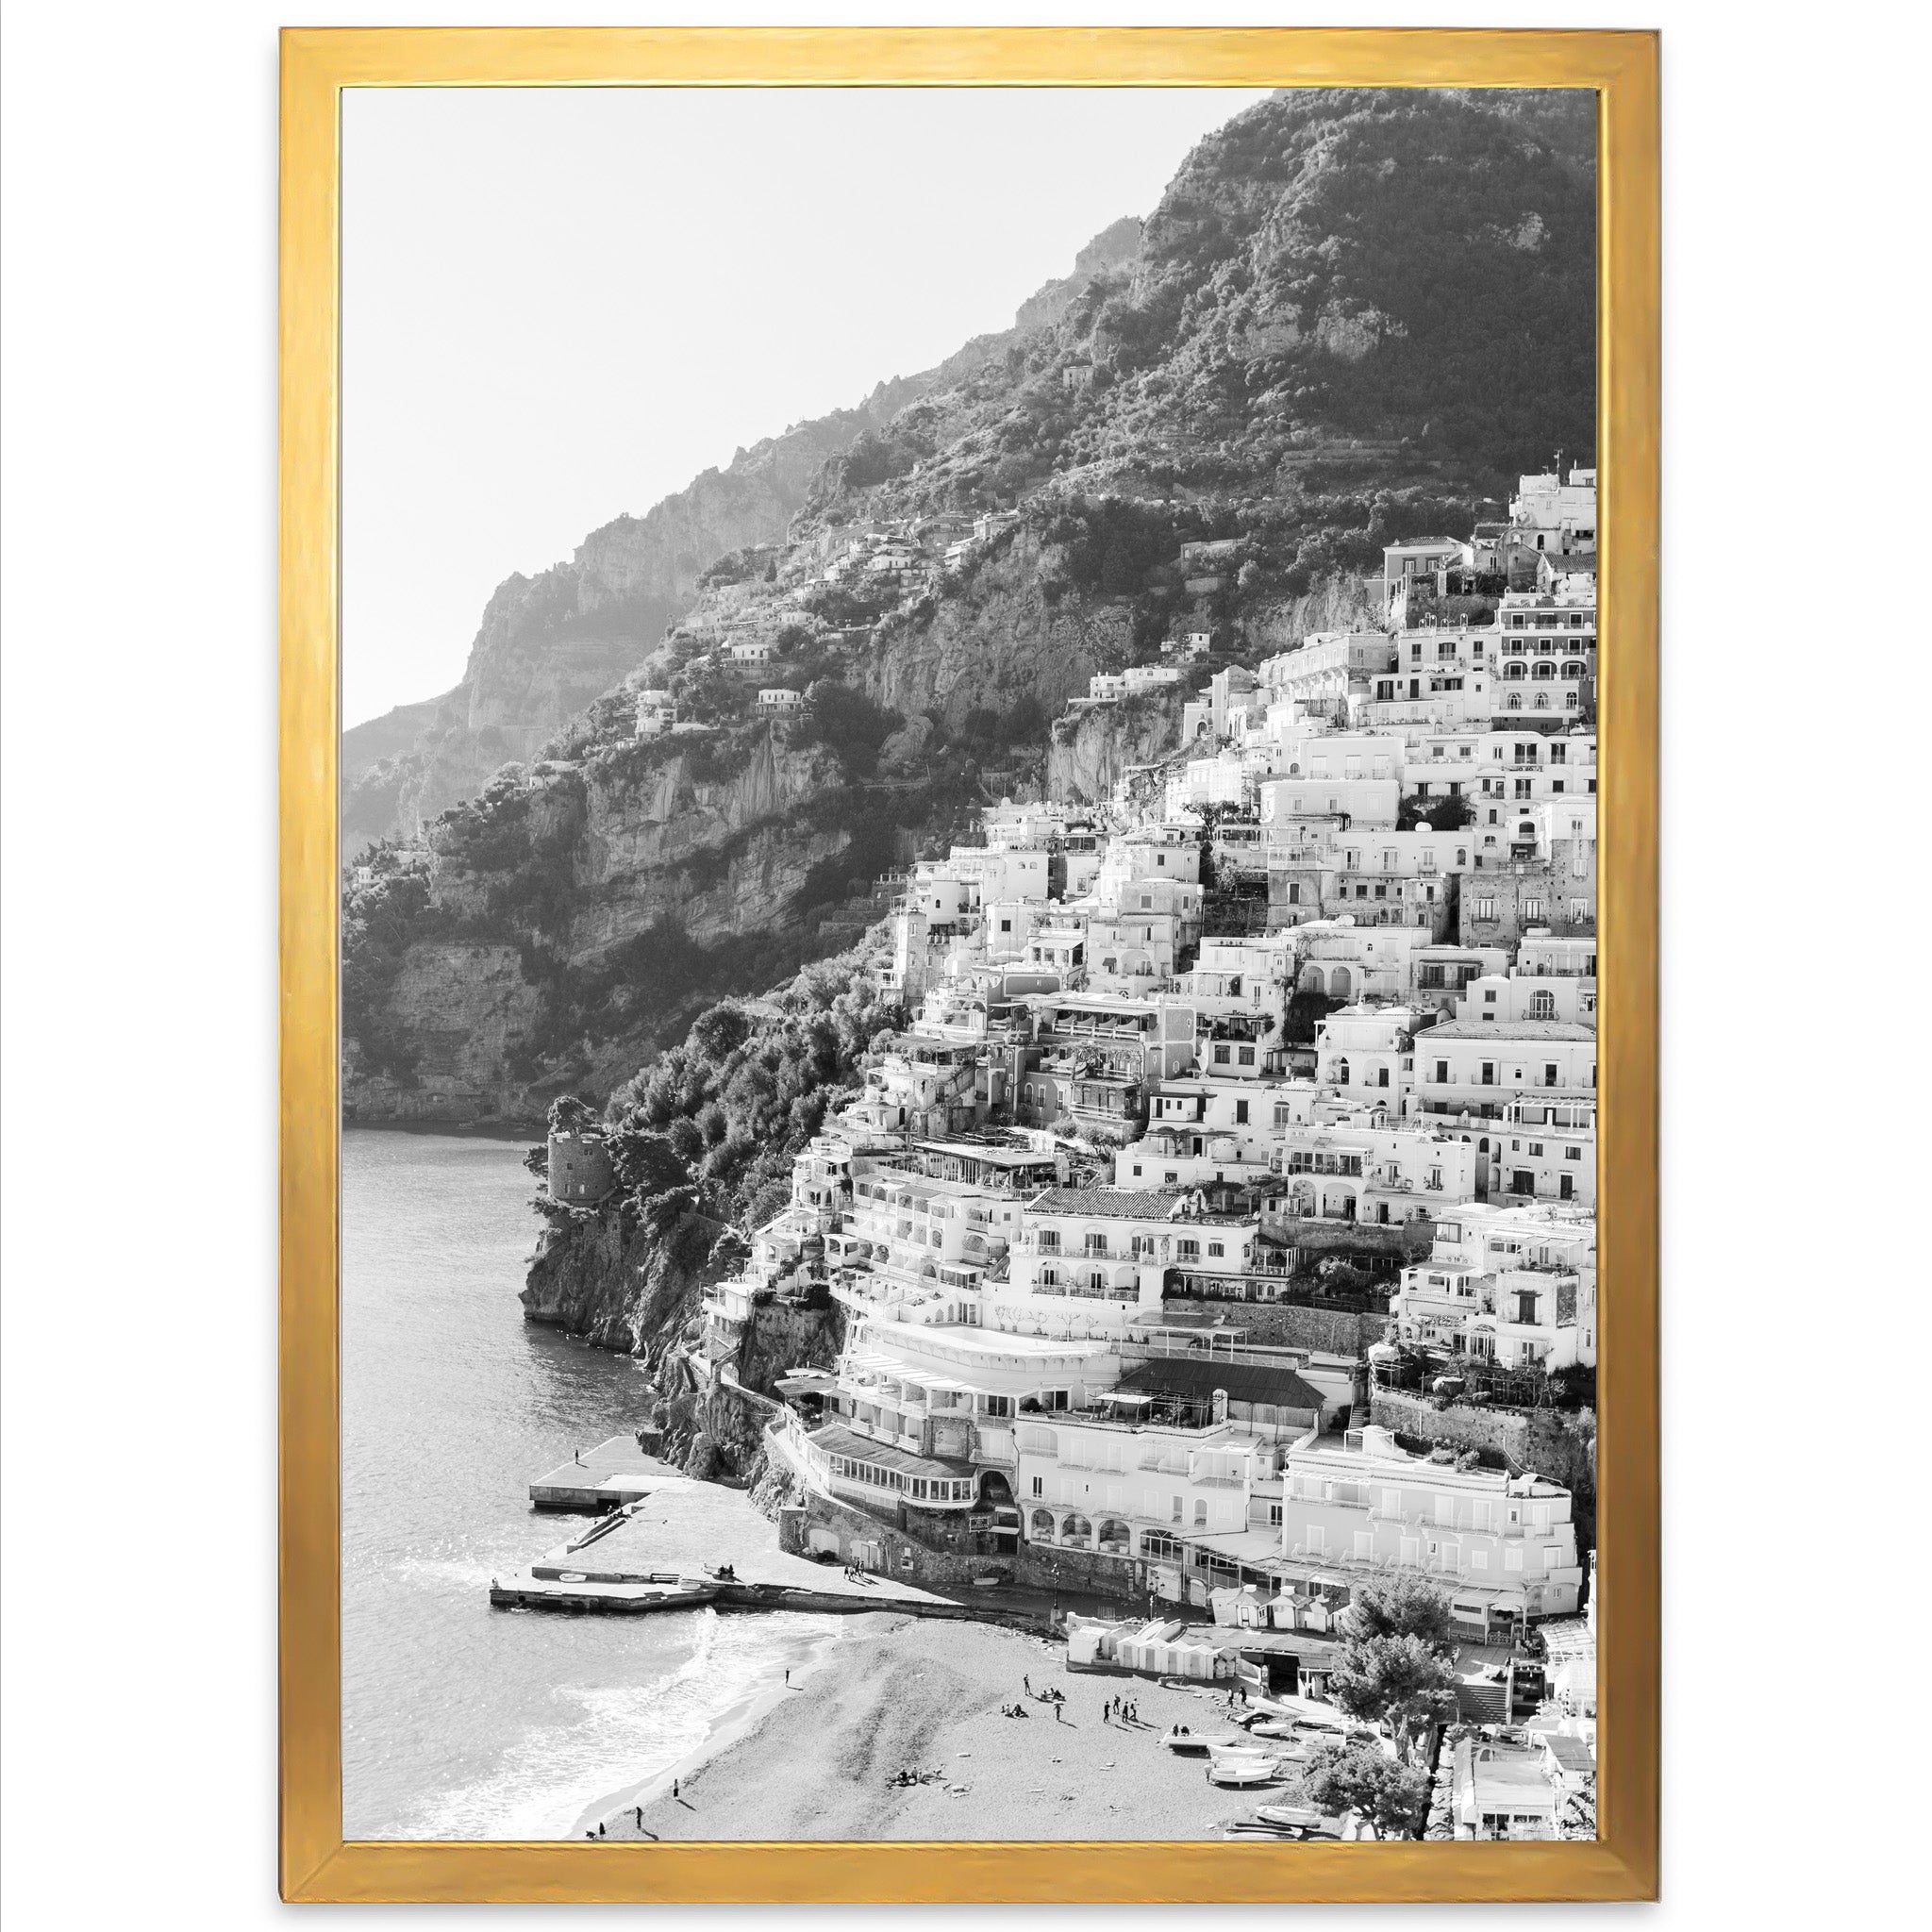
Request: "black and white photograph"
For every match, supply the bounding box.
[337,82,1602,1846]
[15,4,1932,1924]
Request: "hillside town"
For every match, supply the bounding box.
[545,465,1602,1840]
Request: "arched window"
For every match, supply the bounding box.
[1533,693,1551,709]
[1531,990,1556,1020]
[1562,661,1585,680]
[1507,694,1524,710]
[1333,1058,1351,1084]
[1504,662,1527,681]
[1533,661,1557,680]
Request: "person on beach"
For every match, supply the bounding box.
[634,1806,642,1828]
[673,1779,680,1800]
[785,1669,791,1686]
[1024,1674,1031,1695]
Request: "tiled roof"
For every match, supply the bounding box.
[1030,1187,1187,1220]
[1120,1357,1327,1413]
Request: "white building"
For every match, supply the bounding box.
[1278,1424,1584,1635]
[633,688,676,738]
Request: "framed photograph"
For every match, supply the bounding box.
[281,25,1657,1904]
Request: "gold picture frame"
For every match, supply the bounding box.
[281,25,1657,1903]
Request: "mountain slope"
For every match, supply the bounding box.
[342,88,1596,1124]
[341,218,1146,855]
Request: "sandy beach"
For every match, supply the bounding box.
[585,1613,1318,1842]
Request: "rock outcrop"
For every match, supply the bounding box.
[1047,685,1188,805]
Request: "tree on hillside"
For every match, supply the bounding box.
[1303,1740,1432,1840]
[1327,1576,1459,1760]
[607,1124,691,1205]
[546,1094,601,1135]
[691,1004,753,1061]
[805,681,899,778]
[1337,1571,1455,1649]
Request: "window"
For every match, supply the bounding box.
[1030,1475,1043,1497]
[1238,1045,1255,1067]
[1475,896,1496,921]
[1434,1060,1450,1083]
[1234,1099,1250,1124]
[1208,1241,1225,1258]
[1176,1239,1200,1261]
[1531,991,1556,1020]
[1039,1267,1058,1286]
[1193,1499,1208,1527]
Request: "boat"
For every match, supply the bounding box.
[1207,1752,1281,1789]
[1257,1804,1327,1832]
[1161,1727,1243,1755]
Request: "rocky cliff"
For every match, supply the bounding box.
[1047,684,1189,805]
[522,1197,719,1357]
[858,527,1130,724]
[520,1189,845,1486]
[342,726,896,1122]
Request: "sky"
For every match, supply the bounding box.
[341,86,1272,728]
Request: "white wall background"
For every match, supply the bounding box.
[3,0,1925,1924]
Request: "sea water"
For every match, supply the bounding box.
[341,1128,834,1840]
